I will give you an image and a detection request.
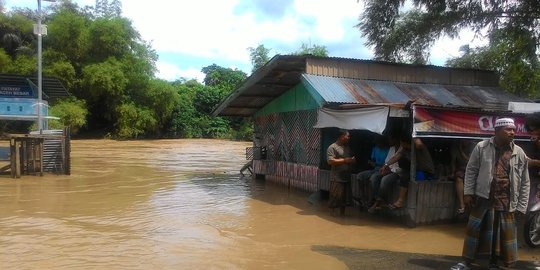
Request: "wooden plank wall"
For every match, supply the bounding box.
[255,160,319,192]
[318,169,331,191]
[414,181,456,224]
[305,58,499,86]
[253,160,275,176]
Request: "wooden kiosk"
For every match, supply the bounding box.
[212,55,533,226]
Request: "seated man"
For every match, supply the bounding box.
[355,135,389,207]
[382,134,435,209]
[368,135,401,213]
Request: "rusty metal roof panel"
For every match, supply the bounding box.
[302,74,529,111]
[361,80,410,103]
[413,84,465,106]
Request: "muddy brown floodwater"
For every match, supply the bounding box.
[0,139,537,269]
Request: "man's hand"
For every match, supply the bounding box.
[379,165,390,175]
[464,195,475,209]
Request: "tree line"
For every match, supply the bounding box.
[0,0,327,139]
[2,1,537,139]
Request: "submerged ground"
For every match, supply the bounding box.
[0,139,537,269]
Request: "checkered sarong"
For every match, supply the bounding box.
[462,198,518,265]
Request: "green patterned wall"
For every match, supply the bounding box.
[255,83,322,117]
[254,109,321,166]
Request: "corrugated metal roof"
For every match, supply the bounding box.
[213,55,531,117]
[302,74,529,111]
[212,55,307,117]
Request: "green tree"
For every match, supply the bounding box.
[80,57,127,126]
[0,48,11,72]
[169,80,200,138]
[447,28,540,97]
[293,42,328,57]
[94,0,122,18]
[201,64,247,92]
[357,0,540,95]
[81,57,127,101]
[135,79,180,134]
[200,64,252,140]
[46,6,89,65]
[87,17,137,61]
[43,50,77,89]
[116,102,157,139]
[0,12,35,59]
[9,54,35,75]
[248,44,271,72]
[48,97,88,133]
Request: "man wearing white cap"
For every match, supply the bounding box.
[451,117,530,270]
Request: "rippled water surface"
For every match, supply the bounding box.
[0,139,537,269]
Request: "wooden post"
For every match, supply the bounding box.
[39,138,43,176]
[15,139,20,178]
[20,139,25,175]
[64,126,71,175]
[10,138,15,178]
[33,139,38,174]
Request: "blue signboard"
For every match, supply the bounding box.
[0,85,34,98]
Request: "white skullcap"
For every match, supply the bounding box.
[495,117,516,128]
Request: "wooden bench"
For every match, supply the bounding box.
[351,172,459,226]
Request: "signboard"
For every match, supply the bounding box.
[413,106,528,138]
[0,86,33,98]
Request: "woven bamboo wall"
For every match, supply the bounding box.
[254,109,320,166]
[254,109,321,192]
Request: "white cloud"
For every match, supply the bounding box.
[121,0,364,67]
[156,61,205,82]
[430,29,489,66]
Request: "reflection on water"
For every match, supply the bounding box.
[0,139,537,269]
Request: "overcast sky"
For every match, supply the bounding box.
[5,0,485,82]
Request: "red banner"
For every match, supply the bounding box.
[413,106,528,138]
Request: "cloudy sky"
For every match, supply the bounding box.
[5,0,484,82]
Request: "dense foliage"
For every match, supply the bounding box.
[358,0,540,97]
[0,0,251,140]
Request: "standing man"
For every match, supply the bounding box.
[451,118,530,270]
[327,129,355,215]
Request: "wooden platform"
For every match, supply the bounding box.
[0,132,66,178]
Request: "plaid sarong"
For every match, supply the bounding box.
[462,198,518,265]
[328,181,348,209]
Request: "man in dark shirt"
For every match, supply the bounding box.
[327,129,355,215]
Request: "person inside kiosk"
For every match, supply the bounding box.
[381,133,435,210]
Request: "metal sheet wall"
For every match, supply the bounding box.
[306,58,499,86]
[255,84,322,117]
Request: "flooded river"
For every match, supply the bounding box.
[0,139,537,269]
